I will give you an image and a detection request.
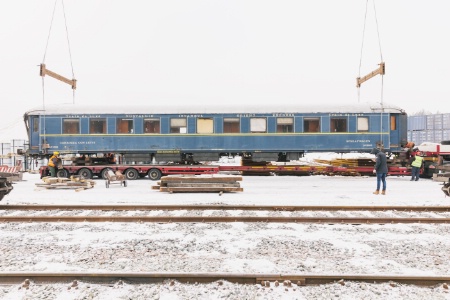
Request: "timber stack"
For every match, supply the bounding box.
[36,175,96,191]
[153,174,243,193]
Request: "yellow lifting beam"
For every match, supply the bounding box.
[356,62,385,88]
[40,63,77,90]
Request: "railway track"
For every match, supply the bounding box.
[2,272,449,286]
[0,216,449,223]
[2,204,450,211]
[1,205,450,224]
[2,204,448,296]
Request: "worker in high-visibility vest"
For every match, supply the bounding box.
[410,151,424,181]
[47,151,60,177]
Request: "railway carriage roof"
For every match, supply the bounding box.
[24,102,405,116]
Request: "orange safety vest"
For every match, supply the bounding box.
[48,155,57,167]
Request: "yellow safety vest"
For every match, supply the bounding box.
[412,156,423,168]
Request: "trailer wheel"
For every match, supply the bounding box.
[56,169,69,178]
[101,168,113,179]
[148,168,162,180]
[78,168,93,179]
[124,168,139,180]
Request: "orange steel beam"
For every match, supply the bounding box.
[356,62,385,88]
[40,63,77,90]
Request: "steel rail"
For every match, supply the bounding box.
[1,204,450,212]
[1,216,450,224]
[0,272,449,286]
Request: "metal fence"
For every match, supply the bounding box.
[0,140,45,171]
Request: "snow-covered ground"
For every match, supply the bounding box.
[1,165,450,299]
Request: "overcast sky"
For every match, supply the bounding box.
[1,1,449,141]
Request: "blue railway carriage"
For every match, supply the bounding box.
[23,103,408,162]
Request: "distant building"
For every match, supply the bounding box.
[408,114,450,145]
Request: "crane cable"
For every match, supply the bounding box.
[357,0,385,149]
[357,0,384,104]
[41,0,76,106]
[40,0,76,153]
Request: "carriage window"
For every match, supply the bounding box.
[63,118,80,134]
[330,118,347,132]
[90,118,106,134]
[117,118,134,133]
[197,118,213,134]
[170,118,187,133]
[390,115,397,130]
[223,118,240,133]
[304,118,320,132]
[33,118,39,132]
[277,117,293,133]
[144,118,160,133]
[250,118,266,133]
[357,117,369,132]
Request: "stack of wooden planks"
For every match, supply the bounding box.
[35,175,96,191]
[153,174,243,193]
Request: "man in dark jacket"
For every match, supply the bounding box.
[371,147,388,195]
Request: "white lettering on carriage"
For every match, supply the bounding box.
[346,140,371,143]
[178,114,204,118]
[272,113,294,117]
[60,141,96,145]
[330,113,364,117]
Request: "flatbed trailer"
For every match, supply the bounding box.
[40,165,220,181]
[218,165,410,177]
[39,164,411,181]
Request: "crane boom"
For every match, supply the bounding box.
[356,62,385,88]
[40,64,77,90]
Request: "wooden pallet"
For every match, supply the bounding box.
[153,175,243,193]
[36,176,96,191]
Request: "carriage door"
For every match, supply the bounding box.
[389,114,407,150]
[30,116,40,152]
[388,114,396,149]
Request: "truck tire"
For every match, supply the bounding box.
[148,168,162,181]
[78,168,93,179]
[124,168,139,180]
[101,168,114,179]
[56,169,69,178]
